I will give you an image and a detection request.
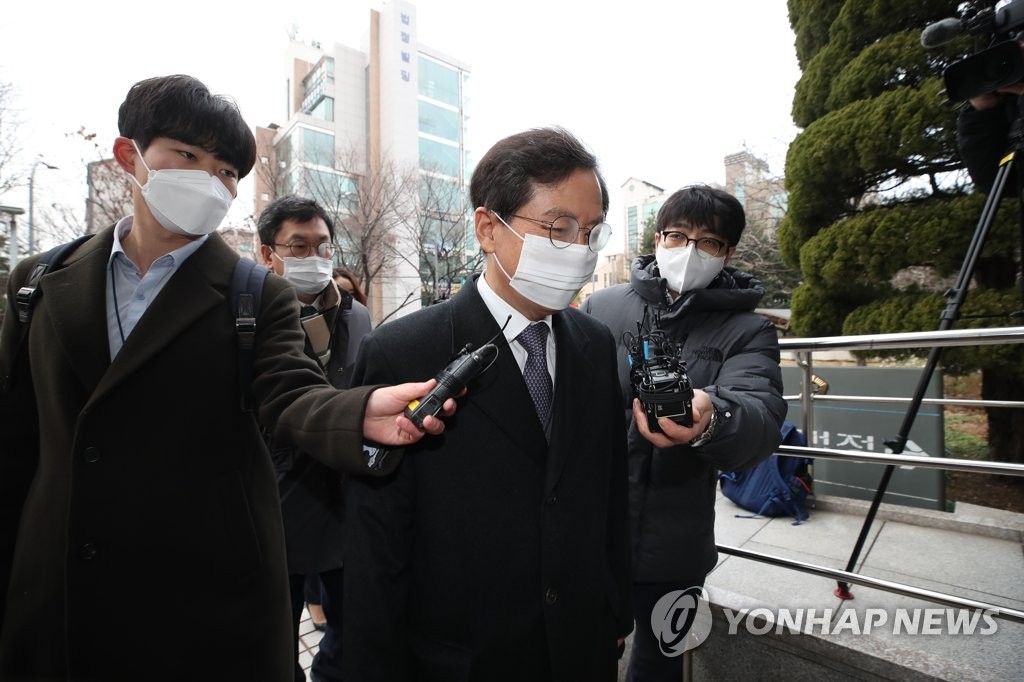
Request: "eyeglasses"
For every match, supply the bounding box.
[660,231,727,257]
[498,213,612,252]
[272,241,336,259]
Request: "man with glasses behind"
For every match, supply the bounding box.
[257,195,372,682]
[342,127,633,681]
[583,184,786,681]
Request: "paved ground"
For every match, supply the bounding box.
[297,606,322,681]
[297,490,1024,680]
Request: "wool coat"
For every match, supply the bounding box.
[342,275,633,682]
[0,228,386,681]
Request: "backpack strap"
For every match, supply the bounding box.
[4,234,94,390]
[230,258,270,412]
[15,234,94,324]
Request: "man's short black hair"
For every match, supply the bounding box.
[257,195,336,244]
[469,126,609,219]
[656,184,746,247]
[118,74,257,179]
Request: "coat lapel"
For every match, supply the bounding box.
[546,311,595,491]
[43,229,116,396]
[450,279,548,462]
[85,234,235,410]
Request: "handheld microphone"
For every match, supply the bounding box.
[405,343,499,429]
[403,315,510,429]
[921,17,964,48]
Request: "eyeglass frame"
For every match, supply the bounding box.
[496,212,612,252]
[659,230,729,257]
[270,241,337,259]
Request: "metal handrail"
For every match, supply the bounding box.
[777,444,1024,477]
[778,325,1024,352]
[782,394,1024,409]
[714,325,1024,625]
[715,545,1024,624]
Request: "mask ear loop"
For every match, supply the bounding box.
[489,211,525,284]
[127,139,152,192]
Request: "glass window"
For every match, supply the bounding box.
[309,96,334,122]
[303,168,357,213]
[627,206,638,252]
[419,137,460,177]
[277,133,294,169]
[418,56,460,106]
[302,128,335,166]
[418,100,460,142]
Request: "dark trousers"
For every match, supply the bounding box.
[626,578,705,682]
[289,567,344,682]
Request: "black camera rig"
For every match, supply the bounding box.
[921,0,1024,101]
[624,306,694,434]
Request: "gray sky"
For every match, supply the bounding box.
[1,0,801,250]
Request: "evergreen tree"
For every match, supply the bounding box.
[782,0,1024,464]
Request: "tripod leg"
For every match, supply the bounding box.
[835,151,1018,597]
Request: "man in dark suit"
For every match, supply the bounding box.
[342,127,633,682]
[0,74,452,681]
[256,195,375,682]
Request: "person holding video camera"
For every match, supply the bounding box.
[957,77,1024,193]
[954,13,1024,194]
[583,184,786,682]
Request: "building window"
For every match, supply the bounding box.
[308,96,334,122]
[303,168,358,214]
[302,128,335,166]
[627,206,638,253]
[418,100,460,142]
[302,57,335,116]
[419,137,460,177]
[418,56,460,106]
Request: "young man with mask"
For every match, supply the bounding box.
[582,184,787,682]
[342,127,632,682]
[0,74,453,681]
[256,194,373,682]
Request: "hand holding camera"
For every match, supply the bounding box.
[624,306,695,434]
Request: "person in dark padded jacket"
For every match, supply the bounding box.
[583,184,786,682]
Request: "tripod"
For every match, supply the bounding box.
[835,110,1024,599]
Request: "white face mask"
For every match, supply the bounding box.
[274,253,334,296]
[129,140,233,236]
[656,243,725,294]
[492,214,598,311]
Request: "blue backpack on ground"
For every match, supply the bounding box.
[719,420,812,525]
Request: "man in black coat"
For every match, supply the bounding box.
[342,127,632,682]
[256,195,374,682]
[0,75,451,682]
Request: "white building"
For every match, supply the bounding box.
[255,0,471,323]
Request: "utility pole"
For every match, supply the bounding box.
[28,158,59,256]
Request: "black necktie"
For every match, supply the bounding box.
[516,323,552,425]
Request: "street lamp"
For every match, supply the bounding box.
[29,158,58,256]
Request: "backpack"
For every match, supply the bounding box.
[8,235,269,411]
[719,420,813,525]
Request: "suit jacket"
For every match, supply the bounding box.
[0,228,386,681]
[343,275,632,682]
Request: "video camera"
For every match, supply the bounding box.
[624,306,694,434]
[921,0,1024,101]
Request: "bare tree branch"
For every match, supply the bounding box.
[0,80,24,198]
